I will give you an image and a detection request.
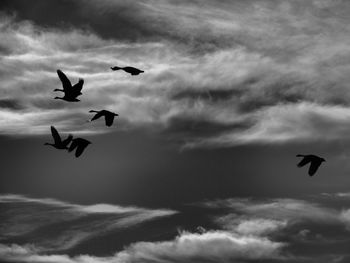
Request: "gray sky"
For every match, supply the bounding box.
[1,0,350,262]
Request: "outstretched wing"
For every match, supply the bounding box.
[75,144,88,157]
[62,134,73,147]
[90,111,104,122]
[308,161,322,176]
[297,156,312,167]
[105,115,114,127]
[57,70,72,90]
[68,140,79,153]
[50,126,61,144]
[73,79,84,93]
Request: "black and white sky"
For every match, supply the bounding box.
[1,0,350,262]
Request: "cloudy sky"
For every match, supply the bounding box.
[1,0,350,262]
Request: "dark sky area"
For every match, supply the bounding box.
[1,1,350,263]
[1,132,350,208]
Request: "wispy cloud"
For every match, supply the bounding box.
[0,244,105,263]
[322,192,350,199]
[0,194,177,251]
[203,197,343,224]
[2,195,350,263]
[2,0,350,147]
[201,197,350,262]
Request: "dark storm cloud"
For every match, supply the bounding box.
[0,0,176,43]
[162,116,254,143]
[172,88,244,102]
[0,99,24,111]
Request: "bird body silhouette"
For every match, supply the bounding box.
[54,69,84,101]
[89,110,119,127]
[54,93,80,102]
[111,66,144,75]
[68,138,91,157]
[45,126,73,150]
[296,154,326,176]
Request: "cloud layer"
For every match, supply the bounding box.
[2,0,350,146]
[1,194,350,263]
[0,194,177,252]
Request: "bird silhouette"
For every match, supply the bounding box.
[44,126,73,150]
[296,154,326,176]
[110,66,144,75]
[54,69,84,101]
[89,110,119,127]
[54,93,81,102]
[68,138,91,158]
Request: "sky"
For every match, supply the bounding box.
[1,0,350,262]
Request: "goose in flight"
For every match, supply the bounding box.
[110,66,144,76]
[68,138,91,158]
[44,126,73,150]
[89,110,119,127]
[54,69,84,100]
[296,154,326,176]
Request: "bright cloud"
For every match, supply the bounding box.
[0,230,285,263]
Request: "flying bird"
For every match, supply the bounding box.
[296,154,326,176]
[44,126,73,150]
[68,138,91,158]
[54,69,84,101]
[110,66,144,75]
[89,110,119,127]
